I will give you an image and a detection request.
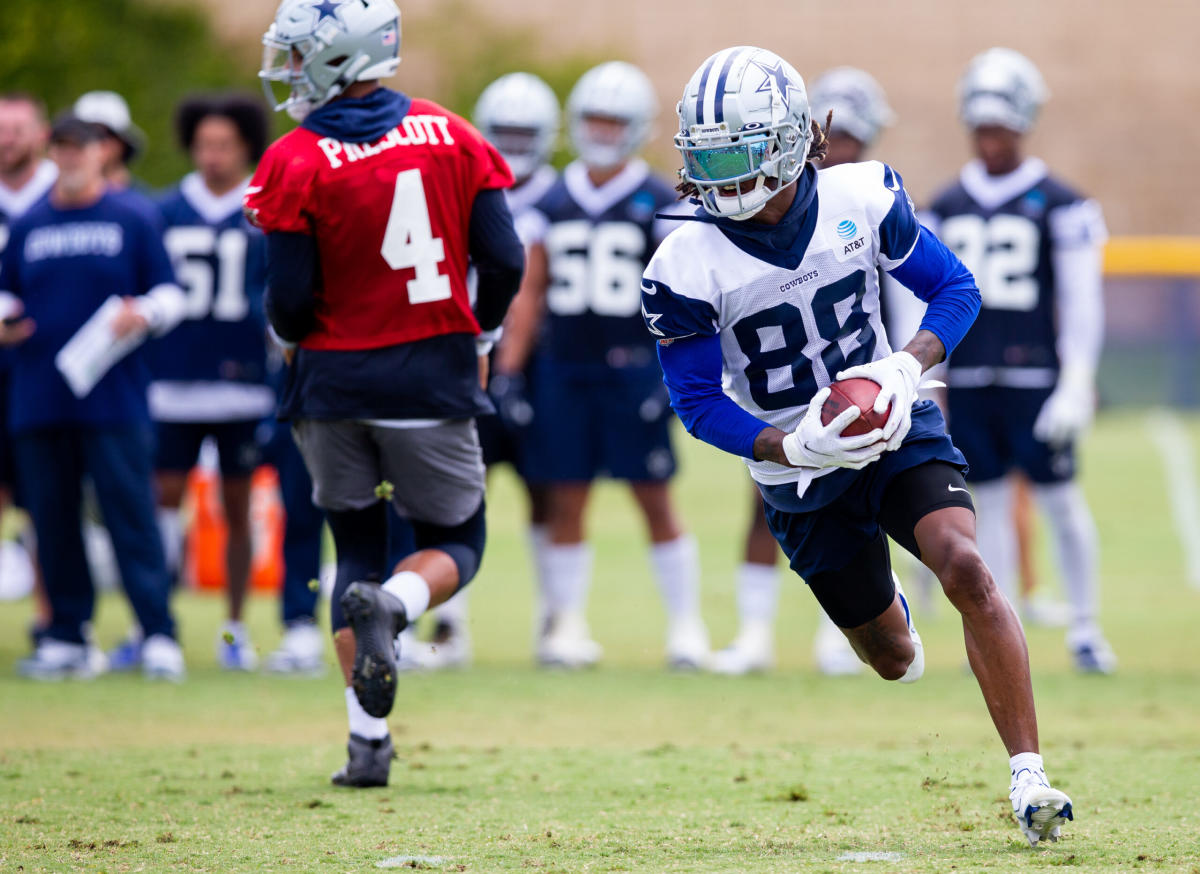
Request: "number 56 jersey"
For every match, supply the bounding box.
[642,161,922,490]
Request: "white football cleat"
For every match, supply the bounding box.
[537,611,602,669]
[813,613,862,676]
[17,638,105,680]
[142,634,186,682]
[217,622,258,672]
[893,574,924,684]
[709,622,774,675]
[1067,627,1117,675]
[665,615,710,670]
[265,620,326,675]
[1010,770,1073,846]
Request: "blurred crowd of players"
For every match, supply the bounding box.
[0,41,1112,682]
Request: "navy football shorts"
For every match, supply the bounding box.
[760,400,969,585]
[947,385,1075,484]
[155,419,263,478]
[523,360,676,483]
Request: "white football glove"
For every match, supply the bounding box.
[1033,364,1094,447]
[781,386,887,470]
[835,351,923,451]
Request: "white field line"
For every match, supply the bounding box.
[1145,409,1200,588]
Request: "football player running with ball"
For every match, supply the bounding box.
[246,0,524,787]
[926,48,1114,674]
[497,62,710,670]
[644,46,1073,847]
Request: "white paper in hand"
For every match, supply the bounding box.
[55,296,148,398]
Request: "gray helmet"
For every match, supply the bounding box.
[474,73,560,183]
[260,0,401,122]
[808,67,894,148]
[958,48,1048,134]
[675,46,812,220]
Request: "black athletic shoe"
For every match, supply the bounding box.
[340,582,408,718]
[330,733,394,787]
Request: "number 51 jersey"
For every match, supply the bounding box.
[642,161,921,494]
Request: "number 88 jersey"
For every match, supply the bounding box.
[527,159,679,365]
[924,158,1106,383]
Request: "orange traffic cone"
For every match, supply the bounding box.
[249,465,284,594]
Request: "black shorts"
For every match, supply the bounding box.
[155,420,262,478]
[771,461,975,628]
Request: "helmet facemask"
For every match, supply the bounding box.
[677,115,811,220]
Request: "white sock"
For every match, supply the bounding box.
[972,479,1018,602]
[157,507,183,576]
[1034,481,1100,635]
[736,562,779,625]
[433,588,469,627]
[345,686,389,740]
[543,542,593,614]
[382,570,431,622]
[1009,751,1046,783]
[650,535,701,620]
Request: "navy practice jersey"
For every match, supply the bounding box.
[146,173,272,422]
[1,190,178,432]
[925,157,1106,386]
[0,162,58,378]
[527,159,680,365]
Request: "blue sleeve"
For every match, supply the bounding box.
[878,164,921,263]
[135,213,177,293]
[887,225,981,356]
[656,334,770,460]
[468,188,524,332]
[265,231,319,343]
[641,277,719,340]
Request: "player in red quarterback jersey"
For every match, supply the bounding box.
[245,0,524,788]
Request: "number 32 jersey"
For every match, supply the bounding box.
[527,159,679,365]
[925,157,1106,385]
[642,161,921,489]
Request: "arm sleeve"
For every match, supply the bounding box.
[887,226,981,356]
[131,215,187,336]
[1049,199,1107,375]
[657,334,771,460]
[468,188,525,332]
[265,231,320,343]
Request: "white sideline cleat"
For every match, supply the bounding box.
[814,614,862,676]
[1010,770,1073,847]
[537,611,602,669]
[894,573,924,684]
[142,634,186,682]
[709,623,774,675]
[17,638,105,680]
[1067,627,1117,675]
[265,620,326,675]
[665,615,710,670]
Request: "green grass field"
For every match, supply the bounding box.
[2,412,1199,873]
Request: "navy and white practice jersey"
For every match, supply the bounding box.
[925,157,1107,388]
[146,173,272,423]
[526,159,680,366]
[642,161,922,496]
[0,160,56,255]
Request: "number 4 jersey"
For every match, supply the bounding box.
[642,161,924,492]
[925,157,1107,387]
[244,96,512,352]
[147,173,273,423]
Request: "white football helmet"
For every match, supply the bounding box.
[474,73,560,183]
[567,61,657,171]
[958,48,1048,134]
[260,0,401,122]
[808,67,894,148]
[675,46,813,220]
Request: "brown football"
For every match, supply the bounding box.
[820,378,891,437]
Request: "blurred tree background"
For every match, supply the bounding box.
[0,0,614,190]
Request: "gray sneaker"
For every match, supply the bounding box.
[331,734,393,788]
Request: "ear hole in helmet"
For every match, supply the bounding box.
[326,55,349,68]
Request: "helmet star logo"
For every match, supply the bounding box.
[310,0,342,21]
[753,60,799,111]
